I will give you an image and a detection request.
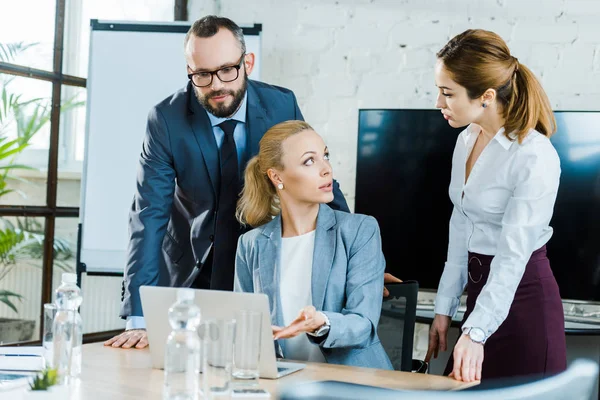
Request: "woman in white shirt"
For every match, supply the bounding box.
[425,29,567,382]
[233,120,393,369]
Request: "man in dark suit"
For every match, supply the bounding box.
[105,16,349,349]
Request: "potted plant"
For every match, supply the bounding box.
[0,218,74,342]
[25,367,70,399]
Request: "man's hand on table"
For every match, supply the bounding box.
[104,329,148,349]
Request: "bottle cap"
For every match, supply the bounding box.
[62,273,77,284]
[177,288,195,302]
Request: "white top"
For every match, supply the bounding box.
[279,230,326,362]
[434,124,561,338]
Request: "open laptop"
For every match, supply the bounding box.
[140,286,305,379]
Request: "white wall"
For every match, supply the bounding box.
[188,0,600,209]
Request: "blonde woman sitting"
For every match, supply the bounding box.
[234,120,393,369]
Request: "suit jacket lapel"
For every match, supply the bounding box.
[186,82,219,197]
[311,205,336,311]
[257,216,285,330]
[245,81,267,168]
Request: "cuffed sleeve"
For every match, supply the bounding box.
[125,316,146,330]
[434,206,469,317]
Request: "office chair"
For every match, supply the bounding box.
[278,359,599,400]
[377,280,427,373]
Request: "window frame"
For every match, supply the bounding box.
[0,0,187,344]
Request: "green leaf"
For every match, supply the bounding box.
[0,290,23,314]
[29,367,58,390]
[0,164,36,170]
[0,298,18,314]
[0,289,23,297]
[0,42,38,63]
[0,86,21,129]
[0,138,29,160]
[0,144,29,159]
[5,174,35,184]
[0,137,20,154]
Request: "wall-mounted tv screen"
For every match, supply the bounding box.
[356,109,600,302]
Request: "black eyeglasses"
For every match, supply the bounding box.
[187,54,245,88]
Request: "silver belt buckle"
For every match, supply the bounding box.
[468,256,483,283]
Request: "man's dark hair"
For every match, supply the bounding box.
[184,15,246,53]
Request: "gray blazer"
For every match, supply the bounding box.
[120,80,349,319]
[234,204,393,370]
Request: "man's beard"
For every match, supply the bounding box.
[195,74,248,118]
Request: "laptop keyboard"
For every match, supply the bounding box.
[277,367,289,373]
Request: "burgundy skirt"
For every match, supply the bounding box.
[444,245,567,381]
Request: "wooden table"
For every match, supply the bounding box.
[45,342,477,399]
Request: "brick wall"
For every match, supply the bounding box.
[187,0,600,209]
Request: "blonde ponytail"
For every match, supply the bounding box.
[236,156,278,227]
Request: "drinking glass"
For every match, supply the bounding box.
[232,310,262,384]
[200,318,236,399]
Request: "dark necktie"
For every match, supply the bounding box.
[194,120,244,291]
[217,120,239,204]
[205,119,242,291]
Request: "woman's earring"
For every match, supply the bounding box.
[482,103,487,108]
[277,183,284,190]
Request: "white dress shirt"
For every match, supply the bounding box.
[279,230,326,362]
[434,124,561,339]
[205,91,248,175]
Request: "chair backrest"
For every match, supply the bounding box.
[408,359,600,400]
[278,359,599,400]
[376,281,419,371]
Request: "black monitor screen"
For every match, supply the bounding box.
[355,109,600,301]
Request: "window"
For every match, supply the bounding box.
[0,0,180,345]
[0,75,52,206]
[0,1,56,72]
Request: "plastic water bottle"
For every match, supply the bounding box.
[163,288,202,400]
[53,272,83,382]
